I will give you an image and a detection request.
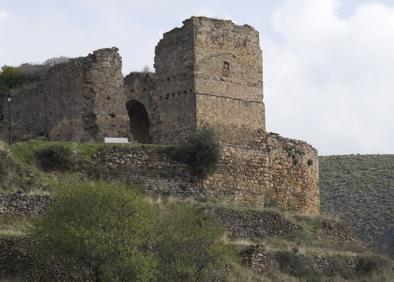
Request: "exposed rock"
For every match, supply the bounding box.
[0,192,53,217]
[206,206,300,240]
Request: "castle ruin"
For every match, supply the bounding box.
[0,17,320,214]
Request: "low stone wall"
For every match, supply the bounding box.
[0,192,53,217]
[241,244,389,278]
[321,220,355,241]
[89,146,204,198]
[87,132,319,215]
[205,207,300,240]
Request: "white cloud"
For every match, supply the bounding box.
[264,0,394,154]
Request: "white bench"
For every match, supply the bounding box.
[104,137,129,144]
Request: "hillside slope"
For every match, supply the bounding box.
[0,142,393,281]
[319,155,394,258]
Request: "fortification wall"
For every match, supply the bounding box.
[204,133,319,214]
[86,48,129,141]
[124,72,158,143]
[124,72,157,114]
[43,57,88,141]
[153,20,197,144]
[0,48,129,142]
[192,17,265,143]
[2,82,47,140]
[89,146,202,197]
[83,133,319,215]
[266,134,319,215]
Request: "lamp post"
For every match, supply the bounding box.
[7,94,11,145]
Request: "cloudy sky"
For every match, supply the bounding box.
[1,0,393,155]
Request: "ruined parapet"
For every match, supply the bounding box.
[153,19,197,144]
[83,48,129,141]
[124,72,157,143]
[0,48,129,142]
[202,132,319,215]
[265,133,319,214]
[0,82,46,141]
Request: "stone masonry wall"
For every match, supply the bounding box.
[43,56,88,141]
[266,134,319,215]
[193,17,266,144]
[152,19,197,144]
[88,146,203,198]
[0,48,129,143]
[1,82,46,140]
[85,133,319,215]
[203,133,319,214]
[87,48,130,141]
[124,72,158,143]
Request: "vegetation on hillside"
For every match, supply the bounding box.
[1,142,394,281]
[170,128,221,177]
[30,181,228,281]
[34,144,73,171]
[319,155,394,259]
[31,182,157,281]
[0,65,42,96]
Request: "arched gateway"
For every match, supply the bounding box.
[126,100,151,144]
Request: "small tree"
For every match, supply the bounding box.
[30,181,157,281]
[155,203,228,281]
[0,65,42,96]
[43,56,70,67]
[173,128,221,177]
[0,66,23,96]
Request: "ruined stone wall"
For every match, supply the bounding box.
[1,83,46,140]
[203,133,319,214]
[83,134,319,215]
[124,72,157,143]
[88,146,203,197]
[192,17,266,143]
[0,192,53,217]
[86,48,129,141]
[266,134,320,215]
[43,57,88,141]
[153,20,197,144]
[0,48,129,142]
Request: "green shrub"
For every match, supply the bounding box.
[155,203,228,281]
[356,255,388,274]
[34,145,73,171]
[274,251,313,277]
[0,65,40,96]
[172,128,220,177]
[30,181,157,281]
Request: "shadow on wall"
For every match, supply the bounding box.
[126,100,151,144]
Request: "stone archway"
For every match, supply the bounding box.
[126,100,151,143]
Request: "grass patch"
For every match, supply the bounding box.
[10,140,173,166]
[0,217,33,237]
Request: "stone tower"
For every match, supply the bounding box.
[148,17,265,144]
[193,17,265,144]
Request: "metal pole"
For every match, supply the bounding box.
[7,95,11,145]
